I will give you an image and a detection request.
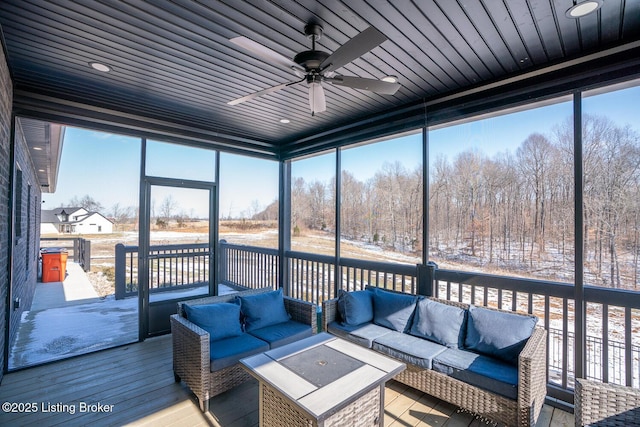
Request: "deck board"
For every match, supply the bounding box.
[0,335,574,426]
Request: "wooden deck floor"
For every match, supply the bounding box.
[0,335,574,426]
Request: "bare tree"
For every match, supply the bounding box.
[69,194,104,212]
[110,202,133,231]
[159,195,177,220]
[517,133,555,260]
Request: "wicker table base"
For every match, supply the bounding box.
[260,382,381,427]
[241,333,405,427]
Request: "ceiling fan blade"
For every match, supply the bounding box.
[227,83,290,105]
[326,76,400,95]
[230,36,304,72]
[319,26,387,73]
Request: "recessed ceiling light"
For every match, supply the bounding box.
[566,0,603,18]
[38,169,45,172]
[381,75,398,83]
[279,119,290,124]
[89,62,112,72]
[33,147,43,151]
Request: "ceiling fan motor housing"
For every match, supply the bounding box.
[294,24,331,72]
[294,50,330,72]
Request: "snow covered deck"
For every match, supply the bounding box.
[9,262,138,369]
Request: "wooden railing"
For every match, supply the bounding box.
[218,242,640,406]
[114,242,210,299]
[218,240,278,290]
[286,250,418,306]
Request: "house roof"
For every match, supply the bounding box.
[2,1,639,164]
[41,208,113,225]
[40,209,60,224]
[48,207,85,216]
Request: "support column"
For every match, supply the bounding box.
[278,160,291,294]
[574,91,586,385]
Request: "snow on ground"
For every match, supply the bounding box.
[9,295,138,369]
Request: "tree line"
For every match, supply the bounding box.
[290,114,640,290]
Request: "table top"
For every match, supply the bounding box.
[240,333,405,420]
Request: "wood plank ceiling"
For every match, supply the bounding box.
[1,0,639,160]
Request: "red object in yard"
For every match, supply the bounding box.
[41,248,69,283]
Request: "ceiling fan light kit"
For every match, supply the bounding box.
[229,23,400,115]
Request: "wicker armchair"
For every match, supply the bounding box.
[170,287,317,412]
[575,378,640,426]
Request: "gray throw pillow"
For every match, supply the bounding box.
[237,289,290,331]
[184,302,243,341]
[409,298,466,348]
[337,289,374,326]
[464,305,537,365]
[372,288,419,332]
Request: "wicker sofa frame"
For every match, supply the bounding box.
[322,296,547,427]
[171,287,317,412]
[575,378,640,426]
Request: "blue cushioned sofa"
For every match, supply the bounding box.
[171,287,317,412]
[322,287,547,427]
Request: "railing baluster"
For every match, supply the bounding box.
[626,306,633,387]
[562,298,569,389]
[603,304,609,383]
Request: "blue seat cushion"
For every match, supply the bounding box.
[372,331,447,369]
[237,289,290,332]
[409,298,467,348]
[432,348,518,400]
[464,305,537,365]
[184,301,243,342]
[337,289,374,326]
[327,321,392,348]
[371,288,419,333]
[209,333,269,372]
[248,320,313,349]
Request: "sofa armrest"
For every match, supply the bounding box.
[322,298,339,332]
[284,296,317,333]
[517,326,548,426]
[575,378,640,426]
[170,314,211,398]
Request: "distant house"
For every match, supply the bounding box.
[41,207,113,234]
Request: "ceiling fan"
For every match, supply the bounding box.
[228,24,401,116]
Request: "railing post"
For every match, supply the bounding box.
[218,240,228,285]
[73,238,79,263]
[82,240,91,272]
[417,261,437,297]
[115,243,126,300]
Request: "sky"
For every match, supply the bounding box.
[43,82,639,218]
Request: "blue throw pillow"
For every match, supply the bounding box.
[409,298,467,348]
[372,288,419,332]
[464,305,538,365]
[237,289,290,332]
[337,289,374,326]
[184,302,243,342]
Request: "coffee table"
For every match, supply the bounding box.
[240,332,405,427]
